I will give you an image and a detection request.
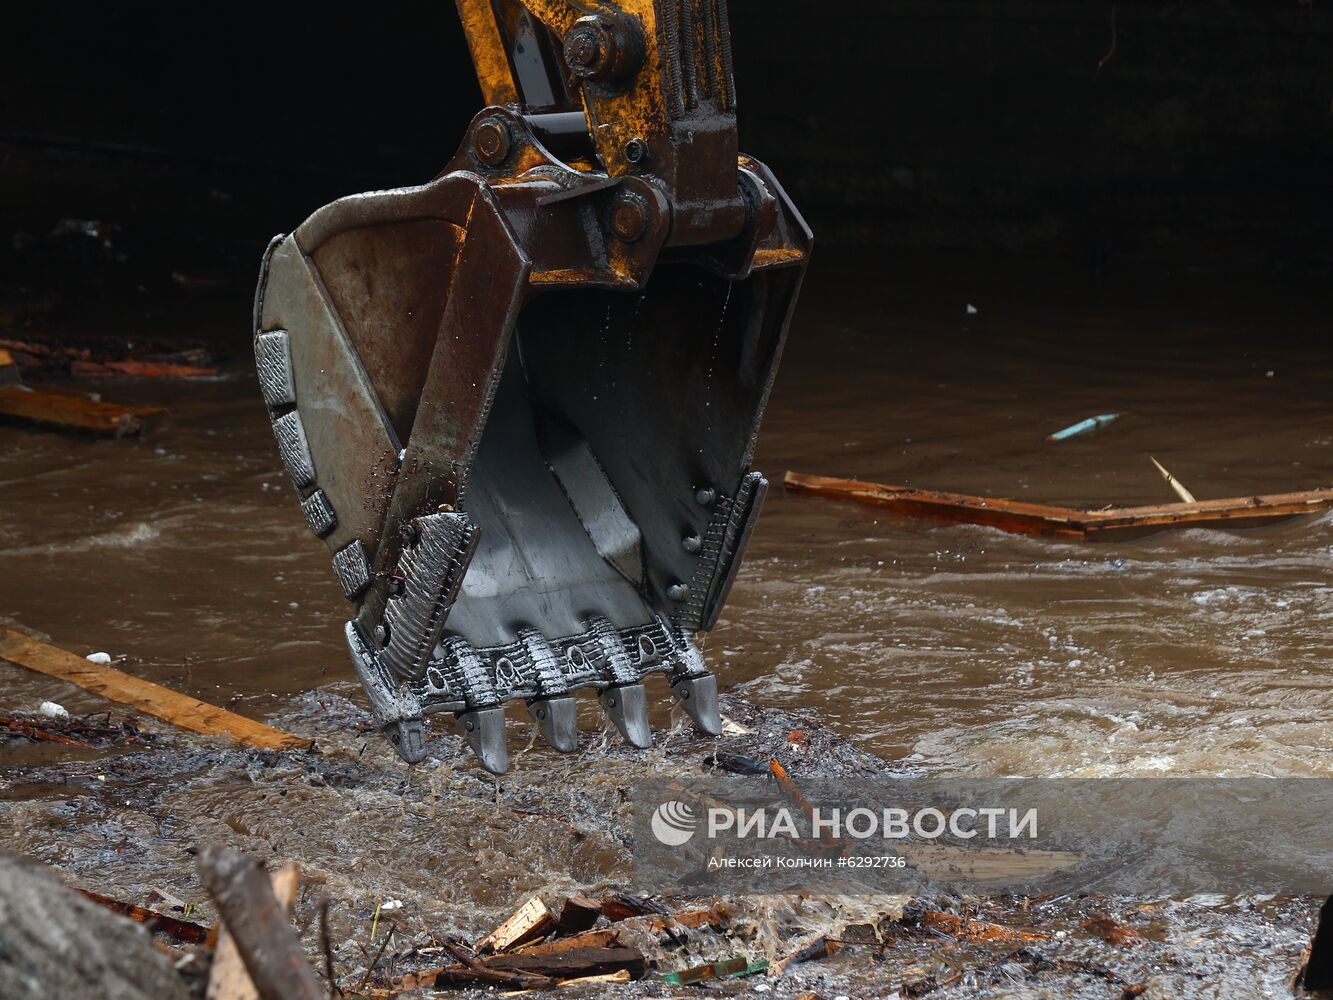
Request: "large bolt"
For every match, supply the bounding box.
[565,27,602,73]
[564,15,640,82]
[667,583,690,601]
[474,117,512,167]
[610,194,648,242]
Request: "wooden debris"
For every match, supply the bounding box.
[911,908,1049,944]
[643,905,729,932]
[0,712,94,748]
[771,935,841,975]
[77,887,210,944]
[1082,912,1141,947]
[207,862,301,1000]
[556,893,602,933]
[0,383,163,435]
[515,927,624,956]
[197,848,323,1000]
[71,359,218,379]
[600,892,669,922]
[785,471,1333,542]
[0,626,310,751]
[489,946,646,979]
[0,335,215,378]
[477,894,557,953]
[402,945,645,991]
[660,957,768,985]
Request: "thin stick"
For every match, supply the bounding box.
[356,923,395,994]
[1149,456,1196,504]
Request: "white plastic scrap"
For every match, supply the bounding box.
[966,303,978,315]
[39,702,69,720]
[85,652,112,665]
[380,899,404,912]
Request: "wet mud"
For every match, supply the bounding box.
[1,251,1329,996]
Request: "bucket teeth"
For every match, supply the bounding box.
[599,683,652,748]
[527,696,579,753]
[671,673,722,736]
[456,706,509,774]
[383,719,429,763]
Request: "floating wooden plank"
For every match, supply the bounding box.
[0,626,310,751]
[477,894,557,953]
[0,384,163,435]
[784,471,1333,542]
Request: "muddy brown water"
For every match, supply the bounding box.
[0,251,1329,996]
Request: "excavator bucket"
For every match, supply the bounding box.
[253,0,810,772]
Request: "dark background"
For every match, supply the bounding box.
[1,1,1330,296]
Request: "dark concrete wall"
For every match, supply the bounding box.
[730,1,1333,266]
[1,2,1329,270]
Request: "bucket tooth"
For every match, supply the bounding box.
[456,706,509,774]
[599,683,652,748]
[527,696,579,753]
[383,718,429,763]
[671,673,722,736]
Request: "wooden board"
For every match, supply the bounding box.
[0,626,309,751]
[207,862,301,1000]
[0,384,163,435]
[784,471,1333,542]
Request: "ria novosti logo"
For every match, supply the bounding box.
[650,800,699,846]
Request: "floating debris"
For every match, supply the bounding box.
[785,471,1333,541]
[1048,412,1120,441]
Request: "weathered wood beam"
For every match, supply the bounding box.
[0,383,163,435]
[0,626,310,751]
[784,471,1333,541]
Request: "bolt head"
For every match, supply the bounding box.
[474,118,512,167]
[667,583,690,601]
[610,195,648,242]
[694,487,717,506]
[623,138,649,164]
[682,534,702,554]
[565,27,601,70]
